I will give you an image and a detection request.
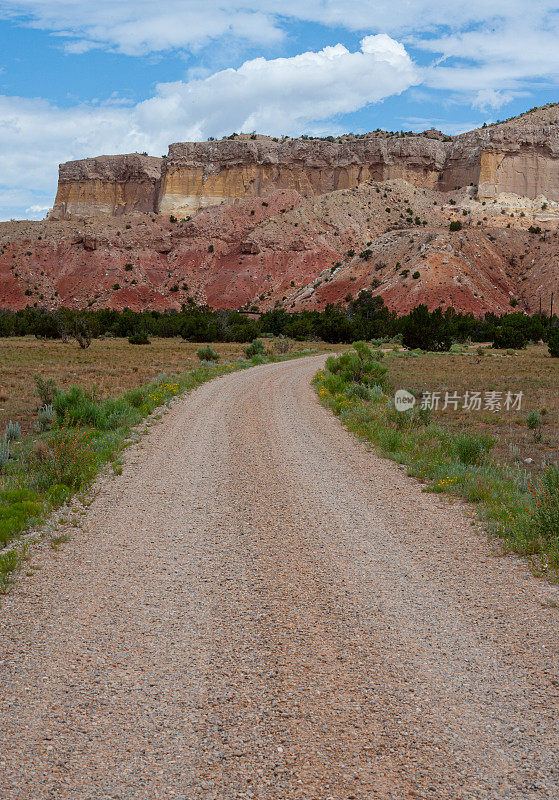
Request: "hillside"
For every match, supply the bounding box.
[1,177,558,314]
[1,103,559,315]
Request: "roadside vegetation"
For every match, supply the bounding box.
[314,342,559,580]
[0,341,313,592]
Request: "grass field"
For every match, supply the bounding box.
[0,337,343,434]
[385,344,558,473]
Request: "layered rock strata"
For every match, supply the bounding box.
[47,105,559,220]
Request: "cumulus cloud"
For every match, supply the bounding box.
[0,35,417,219]
[138,35,417,137]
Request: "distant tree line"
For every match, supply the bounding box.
[0,295,556,352]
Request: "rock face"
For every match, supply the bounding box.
[47,104,559,220]
[49,154,162,220]
[158,136,451,216]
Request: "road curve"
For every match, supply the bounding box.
[0,355,558,799]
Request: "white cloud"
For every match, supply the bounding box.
[1,1,555,55]
[0,35,417,219]
[137,35,417,137]
[471,89,515,113]
[3,2,558,117]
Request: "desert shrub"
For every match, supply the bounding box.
[548,328,559,358]
[250,353,267,365]
[128,332,150,345]
[196,345,220,362]
[326,341,387,388]
[34,374,58,405]
[5,420,21,441]
[526,410,542,430]
[37,404,56,431]
[244,338,265,358]
[273,335,292,354]
[449,220,462,231]
[345,382,371,400]
[453,432,495,465]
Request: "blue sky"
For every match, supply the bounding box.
[0,1,558,220]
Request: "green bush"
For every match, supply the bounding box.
[323,372,346,395]
[244,339,265,358]
[196,345,220,362]
[526,410,542,430]
[53,386,139,431]
[128,332,150,345]
[548,328,559,357]
[401,305,452,351]
[0,549,19,593]
[31,427,98,491]
[449,220,462,231]
[345,382,371,400]
[493,325,527,349]
[377,428,402,453]
[325,341,387,388]
[34,374,58,405]
[453,432,495,465]
[0,489,43,546]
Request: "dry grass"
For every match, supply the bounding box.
[386,343,558,471]
[0,336,339,433]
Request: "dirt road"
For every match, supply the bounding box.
[1,355,558,799]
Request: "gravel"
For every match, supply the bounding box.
[0,354,557,799]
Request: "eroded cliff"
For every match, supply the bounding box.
[47,104,559,220]
[49,154,162,220]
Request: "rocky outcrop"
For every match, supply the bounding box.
[46,105,559,220]
[158,135,450,215]
[472,126,559,200]
[49,154,162,220]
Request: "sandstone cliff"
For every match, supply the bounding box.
[49,154,162,220]
[47,104,559,220]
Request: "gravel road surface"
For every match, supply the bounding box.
[1,355,558,799]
